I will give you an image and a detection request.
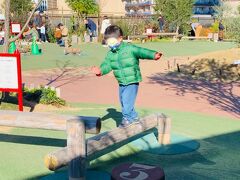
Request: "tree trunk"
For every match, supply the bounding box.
[176,25,180,35]
[3,0,10,52]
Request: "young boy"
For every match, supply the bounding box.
[92,25,162,127]
[40,23,46,42]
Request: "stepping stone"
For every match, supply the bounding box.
[111,163,165,180]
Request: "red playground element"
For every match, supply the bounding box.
[0,50,23,111]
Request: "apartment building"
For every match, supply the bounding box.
[193,0,240,17]
[35,0,125,17]
[124,0,240,17]
[123,0,155,16]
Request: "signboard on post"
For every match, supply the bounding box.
[0,52,23,111]
[11,23,21,34]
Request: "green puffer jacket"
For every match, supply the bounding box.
[100,42,157,85]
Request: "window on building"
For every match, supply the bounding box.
[48,0,58,10]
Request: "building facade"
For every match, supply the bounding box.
[123,0,155,16]
[35,0,125,17]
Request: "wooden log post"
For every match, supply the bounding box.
[158,115,171,145]
[67,119,86,180]
[45,114,172,171]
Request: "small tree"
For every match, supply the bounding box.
[154,0,194,34]
[9,0,33,25]
[65,0,99,20]
[3,0,43,52]
[213,2,232,20]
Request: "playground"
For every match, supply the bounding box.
[0,40,240,180]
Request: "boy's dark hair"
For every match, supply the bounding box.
[104,25,123,39]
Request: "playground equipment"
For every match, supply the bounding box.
[0,110,171,180]
[45,113,171,179]
[8,41,17,54]
[111,163,165,180]
[31,36,41,55]
[0,110,101,133]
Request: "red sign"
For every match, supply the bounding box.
[0,51,23,111]
[11,23,21,34]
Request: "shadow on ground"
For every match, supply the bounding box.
[148,70,240,119]
[101,108,122,127]
[1,127,239,179]
[44,60,90,88]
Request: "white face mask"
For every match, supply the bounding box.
[106,38,121,50]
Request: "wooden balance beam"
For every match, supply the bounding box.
[45,113,171,178]
[0,110,101,134]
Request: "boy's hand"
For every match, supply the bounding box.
[155,52,163,60]
[91,66,102,76]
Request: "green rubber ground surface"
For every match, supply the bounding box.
[0,103,239,180]
[0,41,234,71]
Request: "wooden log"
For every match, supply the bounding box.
[0,110,101,134]
[158,115,171,145]
[44,113,171,171]
[44,148,69,171]
[86,114,162,156]
[67,119,86,180]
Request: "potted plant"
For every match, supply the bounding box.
[210,21,219,42]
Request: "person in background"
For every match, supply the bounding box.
[33,12,42,38]
[23,22,39,41]
[158,15,165,32]
[0,25,5,45]
[100,16,111,45]
[84,18,97,42]
[219,20,225,41]
[40,23,47,42]
[59,23,69,47]
[55,24,62,46]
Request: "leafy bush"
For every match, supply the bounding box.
[47,27,57,43]
[24,87,66,107]
[115,18,146,38]
[224,17,240,45]
[210,22,219,33]
[200,28,211,36]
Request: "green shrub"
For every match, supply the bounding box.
[210,22,219,33]
[115,18,146,38]
[224,17,240,45]
[47,27,57,43]
[23,87,66,107]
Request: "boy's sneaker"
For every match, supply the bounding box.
[133,117,140,123]
[119,118,139,128]
[119,119,131,128]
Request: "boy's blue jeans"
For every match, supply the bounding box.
[119,83,139,122]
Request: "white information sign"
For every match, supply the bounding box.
[11,24,21,33]
[0,56,18,89]
[146,28,153,34]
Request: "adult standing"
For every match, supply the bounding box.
[84,18,97,42]
[100,16,111,45]
[158,15,165,32]
[59,23,69,47]
[218,20,225,41]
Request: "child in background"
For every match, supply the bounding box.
[92,25,162,127]
[40,23,46,42]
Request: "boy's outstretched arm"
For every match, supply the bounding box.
[132,45,163,61]
[91,57,112,76]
